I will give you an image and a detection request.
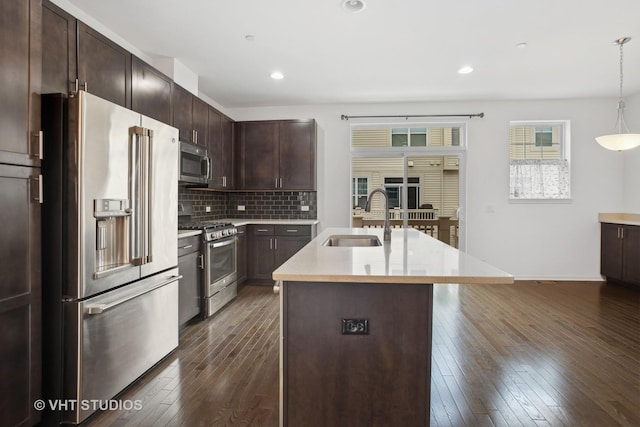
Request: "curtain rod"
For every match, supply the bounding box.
[340,113,484,120]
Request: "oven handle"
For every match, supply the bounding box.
[209,237,236,249]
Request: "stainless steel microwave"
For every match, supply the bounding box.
[179,141,209,185]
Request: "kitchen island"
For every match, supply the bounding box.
[273,227,513,427]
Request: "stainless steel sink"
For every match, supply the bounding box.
[322,235,382,247]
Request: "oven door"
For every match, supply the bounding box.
[204,236,237,297]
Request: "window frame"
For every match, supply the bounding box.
[509,120,571,201]
[352,176,369,208]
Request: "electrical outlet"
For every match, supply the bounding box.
[205,206,211,212]
[301,205,309,211]
[342,319,369,335]
[237,205,245,211]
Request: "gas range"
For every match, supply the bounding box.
[178,221,237,242]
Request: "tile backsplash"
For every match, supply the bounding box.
[178,188,317,221]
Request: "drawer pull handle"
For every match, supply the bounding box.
[180,244,193,250]
[257,228,270,232]
[286,229,299,233]
[273,280,281,295]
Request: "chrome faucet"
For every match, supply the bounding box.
[364,188,391,242]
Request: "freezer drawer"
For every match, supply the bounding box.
[63,268,180,424]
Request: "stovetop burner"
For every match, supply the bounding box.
[178,221,233,231]
[179,220,238,241]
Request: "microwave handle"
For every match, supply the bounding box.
[204,155,211,180]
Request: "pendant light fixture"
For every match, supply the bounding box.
[595,37,640,151]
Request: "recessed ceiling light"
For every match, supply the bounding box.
[458,66,474,74]
[516,42,528,49]
[270,71,284,80]
[341,0,366,13]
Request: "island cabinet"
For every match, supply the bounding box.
[236,119,316,190]
[207,107,235,189]
[131,56,172,125]
[172,84,208,145]
[0,0,41,167]
[248,225,314,281]
[273,227,514,426]
[282,281,432,426]
[601,223,640,285]
[178,235,202,326]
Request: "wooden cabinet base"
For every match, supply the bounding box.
[601,223,640,286]
[281,281,432,426]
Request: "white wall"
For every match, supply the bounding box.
[623,92,640,212]
[227,98,629,280]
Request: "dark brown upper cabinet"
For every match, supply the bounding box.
[172,83,208,145]
[77,21,131,108]
[279,120,317,190]
[42,2,131,109]
[42,0,76,95]
[237,119,316,191]
[237,121,279,190]
[131,56,172,124]
[0,0,42,167]
[207,107,234,189]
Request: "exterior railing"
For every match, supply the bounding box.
[353,208,438,220]
[351,215,459,248]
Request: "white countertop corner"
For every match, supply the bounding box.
[272,227,514,285]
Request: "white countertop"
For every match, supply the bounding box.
[178,219,318,238]
[272,227,514,285]
[178,230,202,238]
[224,218,319,227]
[598,213,640,226]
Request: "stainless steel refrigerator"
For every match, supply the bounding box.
[42,91,180,424]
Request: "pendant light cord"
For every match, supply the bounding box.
[619,40,624,102]
[615,38,630,134]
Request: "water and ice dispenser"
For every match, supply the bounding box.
[94,199,131,274]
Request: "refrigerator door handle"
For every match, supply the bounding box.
[129,126,144,266]
[129,126,142,265]
[143,128,153,264]
[85,274,183,315]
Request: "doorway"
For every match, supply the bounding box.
[350,124,466,249]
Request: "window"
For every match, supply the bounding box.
[509,121,570,199]
[391,128,427,147]
[352,177,368,208]
[384,177,420,209]
[535,127,553,147]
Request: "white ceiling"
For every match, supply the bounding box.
[62,0,640,109]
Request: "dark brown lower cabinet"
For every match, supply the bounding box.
[282,281,432,426]
[0,164,41,426]
[248,225,314,281]
[601,222,640,285]
[236,226,247,284]
[178,235,202,326]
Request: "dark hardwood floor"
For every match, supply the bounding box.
[84,281,639,427]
